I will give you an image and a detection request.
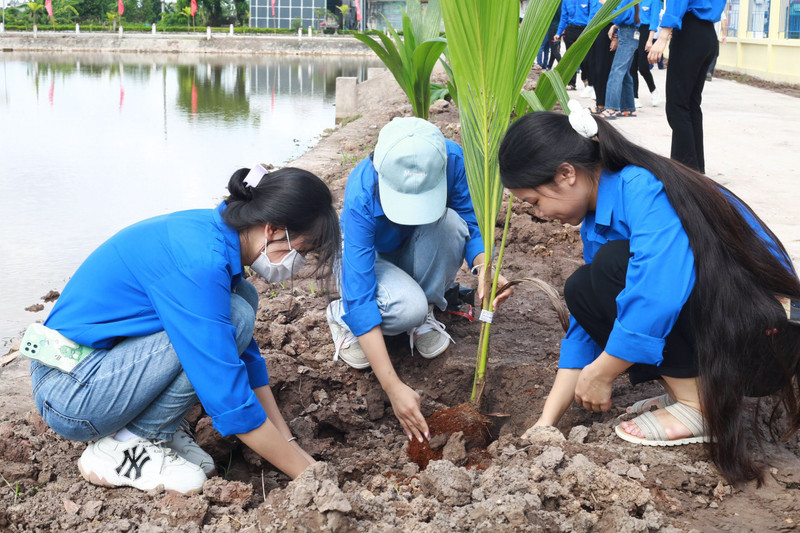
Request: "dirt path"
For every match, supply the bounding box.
[2,71,799,532]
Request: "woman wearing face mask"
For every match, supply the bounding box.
[28,165,340,494]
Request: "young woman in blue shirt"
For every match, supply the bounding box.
[647,0,727,172]
[326,117,511,444]
[32,166,340,494]
[497,104,800,484]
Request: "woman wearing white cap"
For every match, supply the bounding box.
[27,166,339,494]
[327,117,511,442]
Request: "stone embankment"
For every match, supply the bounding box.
[0,31,372,55]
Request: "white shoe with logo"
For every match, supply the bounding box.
[78,435,206,494]
[165,420,216,476]
[408,305,454,359]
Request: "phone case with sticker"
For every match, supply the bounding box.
[21,324,94,372]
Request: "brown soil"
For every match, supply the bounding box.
[2,71,800,532]
[714,68,800,99]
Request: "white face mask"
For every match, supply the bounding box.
[250,229,307,283]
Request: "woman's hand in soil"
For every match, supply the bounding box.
[574,365,614,412]
[574,351,632,412]
[291,440,316,465]
[386,381,429,443]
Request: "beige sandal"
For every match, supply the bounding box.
[626,393,676,414]
[615,402,711,447]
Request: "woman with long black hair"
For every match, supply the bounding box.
[497,104,800,484]
[28,165,340,494]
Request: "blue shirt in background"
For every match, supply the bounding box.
[557,0,591,34]
[45,203,269,437]
[612,4,637,25]
[339,139,483,337]
[558,165,792,369]
[641,0,662,29]
[660,0,726,29]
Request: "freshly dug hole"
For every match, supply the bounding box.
[407,403,493,470]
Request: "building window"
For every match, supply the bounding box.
[780,0,800,37]
[250,0,326,30]
[725,0,740,36]
[748,0,771,37]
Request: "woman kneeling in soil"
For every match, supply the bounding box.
[497,103,800,484]
[29,166,339,494]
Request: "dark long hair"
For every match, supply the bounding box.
[499,111,800,485]
[223,166,341,282]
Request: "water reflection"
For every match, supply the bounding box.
[0,52,381,345]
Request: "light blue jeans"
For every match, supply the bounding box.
[330,208,469,335]
[30,280,259,442]
[605,24,638,113]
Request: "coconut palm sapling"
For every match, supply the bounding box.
[441,0,636,408]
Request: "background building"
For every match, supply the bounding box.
[718,0,800,83]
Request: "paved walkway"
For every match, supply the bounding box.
[574,68,800,264]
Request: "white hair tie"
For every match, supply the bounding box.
[567,100,598,139]
[244,164,268,188]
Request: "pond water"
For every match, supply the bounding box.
[0,52,382,347]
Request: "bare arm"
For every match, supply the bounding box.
[359,327,430,442]
[252,384,315,464]
[534,368,581,426]
[236,416,311,480]
[648,27,672,64]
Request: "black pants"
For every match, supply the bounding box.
[563,24,589,86]
[589,23,614,107]
[665,13,718,173]
[631,24,656,98]
[563,240,698,384]
[547,26,562,69]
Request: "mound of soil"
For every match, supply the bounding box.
[2,71,800,532]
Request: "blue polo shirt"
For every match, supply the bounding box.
[613,5,636,25]
[559,165,792,369]
[660,0,725,29]
[641,0,662,29]
[557,0,591,34]
[45,203,269,437]
[339,139,483,337]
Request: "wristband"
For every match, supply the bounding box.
[287,436,297,443]
[470,263,484,275]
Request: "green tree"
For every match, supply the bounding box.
[353,0,445,119]
[26,1,44,29]
[178,6,193,29]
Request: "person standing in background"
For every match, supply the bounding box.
[587,0,615,114]
[600,4,639,119]
[631,0,662,106]
[555,0,592,91]
[648,0,727,172]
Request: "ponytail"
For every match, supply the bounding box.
[223,166,341,281]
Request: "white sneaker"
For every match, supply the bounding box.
[78,435,206,494]
[650,89,661,106]
[580,85,594,99]
[327,301,369,369]
[166,420,216,476]
[635,98,642,108]
[408,305,454,359]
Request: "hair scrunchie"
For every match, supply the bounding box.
[567,100,598,140]
[244,164,269,188]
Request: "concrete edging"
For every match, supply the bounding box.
[0,31,373,56]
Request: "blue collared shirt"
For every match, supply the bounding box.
[557,0,591,34]
[339,139,483,337]
[641,0,662,29]
[560,166,793,369]
[613,5,637,25]
[45,203,269,437]
[660,0,725,29]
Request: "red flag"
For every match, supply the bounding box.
[45,0,53,19]
[190,0,197,17]
[118,0,124,15]
[191,82,198,114]
[271,0,276,17]
[354,0,362,22]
